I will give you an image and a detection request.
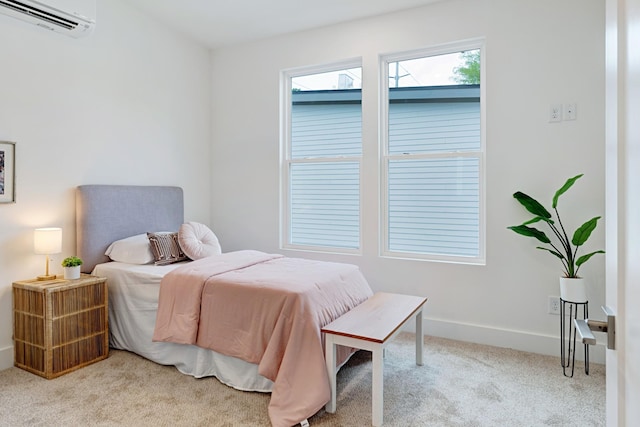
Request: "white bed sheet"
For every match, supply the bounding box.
[93,261,274,392]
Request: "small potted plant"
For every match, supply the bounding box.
[61,256,83,280]
[507,174,605,302]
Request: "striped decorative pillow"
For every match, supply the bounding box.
[147,232,188,265]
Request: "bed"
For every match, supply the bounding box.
[75,184,373,427]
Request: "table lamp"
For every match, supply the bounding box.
[34,227,62,280]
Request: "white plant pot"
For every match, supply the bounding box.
[559,277,587,303]
[63,266,81,280]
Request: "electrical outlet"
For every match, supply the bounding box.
[549,104,562,122]
[548,296,561,315]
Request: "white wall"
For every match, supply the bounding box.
[0,0,606,372]
[210,0,606,361]
[0,0,212,369]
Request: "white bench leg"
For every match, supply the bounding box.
[416,308,424,366]
[372,345,383,426]
[325,334,337,413]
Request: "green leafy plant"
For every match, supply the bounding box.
[507,174,604,278]
[61,256,83,268]
[452,50,480,85]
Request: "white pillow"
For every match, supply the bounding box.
[178,222,221,260]
[105,233,155,264]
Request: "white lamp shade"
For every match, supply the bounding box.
[34,228,62,255]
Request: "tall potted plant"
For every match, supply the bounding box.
[507,174,605,302]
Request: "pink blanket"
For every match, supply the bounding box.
[152,250,373,426]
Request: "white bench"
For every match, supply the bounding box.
[322,292,428,426]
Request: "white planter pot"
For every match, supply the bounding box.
[559,277,587,303]
[63,266,81,280]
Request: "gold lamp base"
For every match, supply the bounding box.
[37,254,56,281]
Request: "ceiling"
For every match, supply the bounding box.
[125,0,443,49]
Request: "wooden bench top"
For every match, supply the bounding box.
[321,292,427,344]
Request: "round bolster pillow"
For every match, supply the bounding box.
[178,221,222,260]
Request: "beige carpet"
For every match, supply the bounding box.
[0,334,604,426]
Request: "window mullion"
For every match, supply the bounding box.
[386,151,481,161]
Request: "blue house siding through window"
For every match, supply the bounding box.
[289,85,480,256]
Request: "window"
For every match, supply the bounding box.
[381,43,485,263]
[282,62,362,252]
[281,42,484,263]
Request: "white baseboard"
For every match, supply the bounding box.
[0,345,13,371]
[0,319,606,372]
[412,317,605,365]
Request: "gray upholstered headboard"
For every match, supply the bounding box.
[76,185,184,273]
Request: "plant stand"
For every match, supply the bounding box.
[560,298,589,377]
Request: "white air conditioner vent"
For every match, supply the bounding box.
[0,0,95,38]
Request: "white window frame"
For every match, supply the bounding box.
[379,39,486,264]
[280,58,363,255]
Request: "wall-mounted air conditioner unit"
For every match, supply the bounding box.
[0,0,95,38]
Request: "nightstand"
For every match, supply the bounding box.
[12,274,108,379]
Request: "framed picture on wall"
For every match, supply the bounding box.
[0,141,16,203]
